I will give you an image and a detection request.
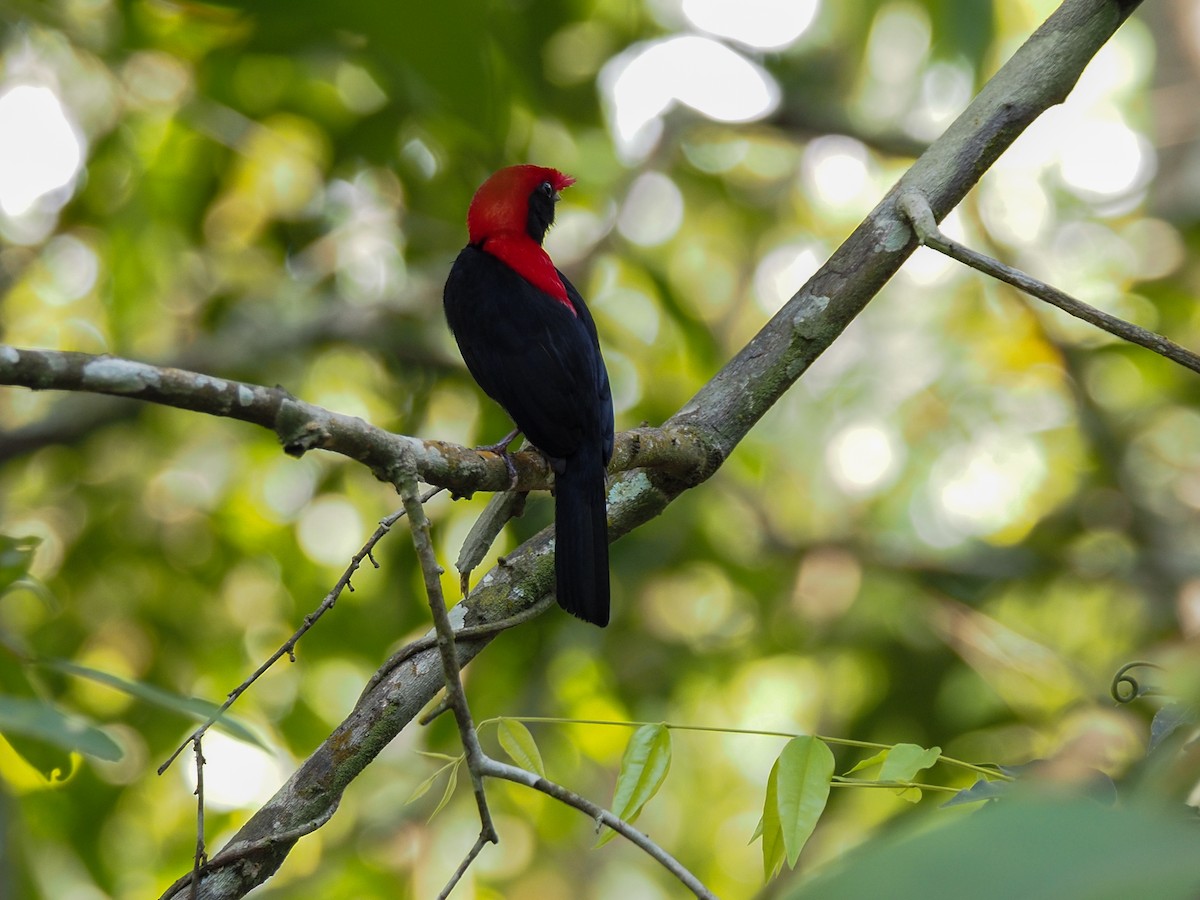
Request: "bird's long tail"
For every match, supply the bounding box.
[554,445,610,627]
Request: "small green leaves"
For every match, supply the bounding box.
[760,765,786,878]
[597,723,672,847]
[497,717,545,777]
[776,736,835,867]
[879,743,941,783]
[756,736,835,878]
[844,749,889,776]
[408,751,464,821]
[942,777,1010,808]
[843,743,943,802]
[880,743,941,802]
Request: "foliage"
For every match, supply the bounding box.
[2,0,1200,898]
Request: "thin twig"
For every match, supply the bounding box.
[897,191,1200,376]
[358,594,556,710]
[190,738,206,900]
[479,756,718,900]
[437,833,490,900]
[159,490,443,775]
[395,452,499,852]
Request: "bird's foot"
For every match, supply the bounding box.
[477,427,521,490]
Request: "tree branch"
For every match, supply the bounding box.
[478,756,719,900]
[897,190,1200,375]
[0,345,712,496]
[394,451,499,852]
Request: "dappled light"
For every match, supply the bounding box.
[0,84,83,219]
[2,0,1200,898]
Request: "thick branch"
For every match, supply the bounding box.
[0,345,711,495]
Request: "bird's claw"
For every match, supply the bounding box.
[478,428,521,490]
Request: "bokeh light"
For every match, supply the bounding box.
[0,84,83,218]
[601,35,780,160]
[682,0,820,50]
[1,3,1195,898]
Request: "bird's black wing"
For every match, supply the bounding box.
[561,270,614,466]
[444,246,610,464]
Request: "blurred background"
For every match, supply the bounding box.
[2,0,1199,897]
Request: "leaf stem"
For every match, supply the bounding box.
[482,716,1012,782]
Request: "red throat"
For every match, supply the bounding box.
[467,165,577,309]
[480,235,573,306]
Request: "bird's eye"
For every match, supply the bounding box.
[539,181,555,197]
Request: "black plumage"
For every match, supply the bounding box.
[443,169,614,625]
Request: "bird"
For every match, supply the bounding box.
[443,165,614,627]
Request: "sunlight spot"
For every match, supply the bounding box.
[682,0,819,50]
[793,547,862,623]
[297,496,363,566]
[0,85,84,217]
[979,171,1053,246]
[919,432,1046,546]
[802,135,870,211]
[601,36,779,161]
[617,171,683,246]
[753,242,821,313]
[827,421,900,494]
[261,458,318,522]
[335,62,387,115]
[401,137,438,179]
[38,235,98,305]
[908,59,974,140]
[866,3,930,83]
[1058,117,1153,199]
[180,731,282,812]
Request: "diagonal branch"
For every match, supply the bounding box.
[897,190,1200,375]
[394,451,498,849]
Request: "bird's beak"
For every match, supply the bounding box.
[552,191,562,203]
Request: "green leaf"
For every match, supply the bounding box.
[415,750,462,763]
[785,794,1200,900]
[844,749,889,775]
[942,777,1010,808]
[775,736,835,868]
[407,758,460,805]
[428,758,461,821]
[759,758,786,879]
[39,659,266,749]
[879,744,941,783]
[597,723,672,848]
[0,696,122,763]
[497,718,545,778]
[1149,703,1191,754]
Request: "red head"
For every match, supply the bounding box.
[467,165,575,246]
[465,165,577,307]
